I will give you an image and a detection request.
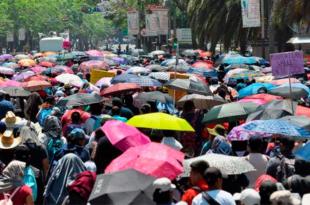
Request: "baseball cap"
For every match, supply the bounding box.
[240,188,260,205]
[153,177,176,192]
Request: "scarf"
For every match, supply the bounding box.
[0,160,25,193]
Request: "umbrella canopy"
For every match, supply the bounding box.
[243,94,283,103]
[182,49,199,57]
[222,54,257,65]
[150,50,165,56]
[22,80,51,91]
[281,115,310,131]
[105,142,184,180]
[177,94,226,110]
[296,106,310,118]
[134,91,173,105]
[112,57,127,64]
[165,79,212,95]
[55,73,84,87]
[95,77,112,87]
[202,102,261,124]
[86,50,103,57]
[227,123,271,141]
[39,61,54,67]
[269,83,310,99]
[101,83,141,97]
[127,112,194,131]
[0,86,31,97]
[238,83,276,98]
[12,71,36,81]
[79,60,108,73]
[52,65,74,74]
[183,153,255,176]
[148,72,170,81]
[110,74,139,84]
[15,54,30,60]
[88,169,155,205]
[192,61,213,69]
[2,62,19,69]
[224,69,263,83]
[0,54,13,61]
[145,64,167,72]
[56,93,104,107]
[127,76,162,87]
[271,78,300,85]
[30,66,46,74]
[243,120,310,139]
[0,66,15,75]
[0,80,22,87]
[126,66,150,74]
[294,142,310,162]
[102,120,151,152]
[18,59,36,67]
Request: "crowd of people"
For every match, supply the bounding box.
[0,49,309,205]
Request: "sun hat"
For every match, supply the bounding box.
[153,177,176,192]
[270,190,300,205]
[207,124,226,136]
[240,188,261,205]
[2,111,22,129]
[0,129,22,149]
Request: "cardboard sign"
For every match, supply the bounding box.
[90,69,115,84]
[270,51,304,78]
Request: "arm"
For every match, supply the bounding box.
[42,158,49,181]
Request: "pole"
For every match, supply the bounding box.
[173,43,179,106]
[288,75,295,114]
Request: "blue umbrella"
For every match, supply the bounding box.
[243,120,310,139]
[294,142,310,161]
[187,67,218,77]
[111,74,139,84]
[223,54,257,65]
[127,76,162,87]
[238,83,276,98]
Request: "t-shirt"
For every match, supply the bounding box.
[245,153,269,188]
[192,190,236,205]
[0,185,32,205]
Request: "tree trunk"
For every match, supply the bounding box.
[239,28,248,55]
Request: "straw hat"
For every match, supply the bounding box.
[2,111,22,129]
[207,124,226,136]
[0,130,21,149]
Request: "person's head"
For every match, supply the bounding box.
[153,178,175,204]
[204,167,223,189]
[211,135,232,155]
[141,103,151,114]
[207,124,226,138]
[112,97,123,107]
[44,95,55,106]
[0,91,6,101]
[111,106,121,116]
[295,158,310,177]
[257,87,267,94]
[89,103,103,115]
[14,145,31,165]
[71,111,81,124]
[259,181,278,205]
[69,128,87,146]
[27,92,42,105]
[124,95,134,106]
[2,160,26,188]
[284,175,305,196]
[248,136,264,153]
[279,136,295,156]
[182,100,195,113]
[240,188,261,205]
[190,160,209,185]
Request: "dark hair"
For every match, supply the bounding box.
[14,145,31,165]
[183,100,195,113]
[89,103,103,115]
[295,159,310,177]
[259,181,277,205]
[141,104,151,114]
[204,167,222,187]
[111,106,121,116]
[44,96,55,105]
[190,160,209,175]
[153,189,172,204]
[279,136,295,152]
[112,97,122,107]
[71,111,81,124]
[248,136,263,153]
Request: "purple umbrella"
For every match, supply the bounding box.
[227,123,271,141]
[0,54,13,61]
[0,66,15,75]
[112,57,127,64]
[12,71,36,81]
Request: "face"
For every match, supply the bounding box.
[190,169,202,185]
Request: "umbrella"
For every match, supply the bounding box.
[192,61,213,69]
[127,112,194,131]
[150,50,165,56]
[43,51,57,57]
[0,54,13,61]
[227,123,271,141]
[112,57,127,64]
[0,87,31,97]
[243,120,310,139]
[0,66,15,75]
[294,142,310,162]
[202,102,261,124]
[95,77,112,87]
[102,120,151,152]
[22,80,51,91]
[222,54,257,65]
[15,54,30,60]
[39,61,54,67]
[25,75,48,82]
[183,153,255,176]
[55,74,84,87]
[134,91,173,105]
[269,83,310,99]
[161,59,190,72]
[243,94,283,102]
[18,59,36,67]
[101,83,141,97]
[145,64,167,72]
[271,78,300,85]
[126,66,150,74]
[56,93,104,107]
[30,66,46,74]
[86,50,103,57]
[296,106,310,118]
[12,71,36,81]
[0,80,22,87]
[182,49,199,57]
[187,67,217,77]
[127,76,162,87]
[2,62,19,69]
[177,94,226,110]
[52,65,74,74]
[33,53,43,59]
[105,142,184,180]
[165,79,212,95]
[79,60,108,73]
[110,74,139,84]
[88,169,155,205]
[148,72,170,81]
[281,115,310,131]
[238,83,276,98]
[224,70,263,83]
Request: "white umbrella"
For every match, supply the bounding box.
[55,74,84,87]
[183,153,255,176]
[148,72,170,81]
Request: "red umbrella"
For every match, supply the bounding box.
[101,83,141,96]
[22,80,51,91]
[24,75,48,82]
[192,61,213,69]
[105,142,184,180]
[61,109,91,125]
[200,51,212,58]
[86,50,103,57]
[0,80,22,87]
[39,61,55,67]
[296,106,310,118]
[79,60,109,74]
[243,94,283,102]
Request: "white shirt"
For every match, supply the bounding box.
[244,153,269,188]
[192,189,236,205]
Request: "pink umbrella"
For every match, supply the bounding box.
[102,120,151,152]
[30,66,46,74]
[86,50,103,57]
[271,78,300,85]
[238,98,268,105]
[105,142,184,180]
[0,80,22,87]
[53,65,74,74]
[227,123,271,141]
[79,60,109,74]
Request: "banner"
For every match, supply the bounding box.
[270,51,304,78]
[241,0,261,28]
[153,9,169,35]
[176,28,192,44]
[6,32,14,42]
[18,28,26,41]
[127,11,139,35]
[90,69,116,84]
[145,12,159,36]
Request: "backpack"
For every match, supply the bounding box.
[37,108,52,126]
[23,166,38,202]
[276,155,295,182]
[0,187,20,205]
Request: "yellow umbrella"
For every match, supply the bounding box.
[127,112,195,132]
[18,59,36,67]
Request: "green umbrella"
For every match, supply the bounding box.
[202,102,261,124]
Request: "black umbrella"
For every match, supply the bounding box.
[269,87,308,100]
[0,86,31,97]
[88,169,155,205]
[281,115,310,130]
[134,91,173,104]
[165,79,212,95]
[56,93,105,107]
